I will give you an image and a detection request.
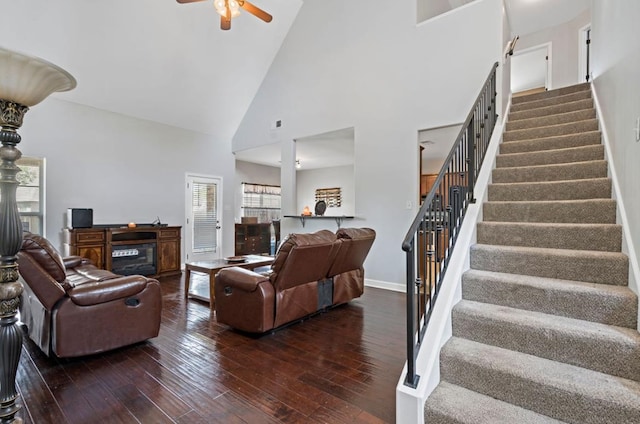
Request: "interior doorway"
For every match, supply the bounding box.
[511,43,551,95]
[184,173,222,263]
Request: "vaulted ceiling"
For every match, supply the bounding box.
[2,0,589,151]
[2,0,301,140]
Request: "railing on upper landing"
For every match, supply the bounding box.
[401,62,499,388]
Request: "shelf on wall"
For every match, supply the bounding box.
[283,215,354,228]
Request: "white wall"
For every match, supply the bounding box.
[233,0,505,287]
[516,9,591,89]
[234,160,281,221]
[296,165,355,217]
[591,0,640,292]
[19,99,236,257]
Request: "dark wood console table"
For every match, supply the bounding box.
[63,225,182,278]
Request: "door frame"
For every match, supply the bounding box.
[184,173,223,263]
[512,42,552,92]
[578,23,592,82]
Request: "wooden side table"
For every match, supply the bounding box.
[184,255,274,309]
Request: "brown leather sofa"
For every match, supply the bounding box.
[215,227,375,333]
[17,232,162,358]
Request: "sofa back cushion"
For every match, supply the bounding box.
[20,233,67,283]
[17,233,68,310]
[328,228,376,277]
[270,230,339,291]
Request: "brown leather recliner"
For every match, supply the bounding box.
[215,228,375,333]
[17,232,162,358]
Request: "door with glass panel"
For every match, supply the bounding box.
[185,174,222,263]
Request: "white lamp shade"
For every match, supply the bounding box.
[0,46,76,107]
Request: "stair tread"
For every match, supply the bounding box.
[505,118,598,135]
[463,268,635,297]
[506,108,595,130]
[490,176,610,186]
[484,198,615,205]
[494,159,606,172]
[502,131,602,144]
[498,144,602,157]
[476,220,621,251]
[471,243,628,286]
[455,299,640,349]
[472,243,627,259]
[510,91,592,112]
[508,99,594,121]
[512,83,590,104]
[442,337,640,412]
[426,382,565,424]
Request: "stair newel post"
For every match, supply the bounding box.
[0,101,27,423]
[404,237,419,388]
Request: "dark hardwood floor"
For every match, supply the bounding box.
[15,273,406,423]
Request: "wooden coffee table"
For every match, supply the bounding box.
[184,255,274,309]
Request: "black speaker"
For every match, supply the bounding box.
[67,208,93,229]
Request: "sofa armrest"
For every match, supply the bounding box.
[216,267,270,292]
[63,256,92,269]
[67,276,150,306]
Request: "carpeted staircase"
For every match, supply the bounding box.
[424,83,640,423]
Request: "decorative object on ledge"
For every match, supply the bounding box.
[314,200,327,216]
[0,46,76,423]
[301,206,312,216]
[283,215,354,229]
[315,187,342,208]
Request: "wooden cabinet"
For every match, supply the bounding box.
[235,223,271,256]
[158,228,181,274]
[64,226,181,278]
[64,229,106,269]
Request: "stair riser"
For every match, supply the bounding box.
[510,91,592,113]
[483,199,616,224]
[440,343,640,424]
[499,132,601,154]
[504,120,599,142]
[512,83,590,105]
[506,109,596,131]
[509,99,593,121]
[476,222,621,251]
[492,161,608,184]
[425,382,565,424]
[462,271,638,328]
[488,179,611,201]
[496,145,604,168]
[452,304,640,381]
[470,245,628,285]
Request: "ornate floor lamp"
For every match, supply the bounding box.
[0,47,76,422]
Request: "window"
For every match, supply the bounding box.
[191,180,218,253]
[16,157,45,235]
[241,182,281,223]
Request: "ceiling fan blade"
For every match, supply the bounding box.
[239,1,272,22]
[221,15,231,30]
[176,0,207,3]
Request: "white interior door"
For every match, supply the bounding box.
[511,44,551,93]
[185,174,222,263]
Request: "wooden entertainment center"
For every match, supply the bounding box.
[63,225,181,278]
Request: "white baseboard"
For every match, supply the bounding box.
[591,83,640,329]
[365,279,405,292]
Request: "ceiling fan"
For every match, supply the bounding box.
[177,0,272,30]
